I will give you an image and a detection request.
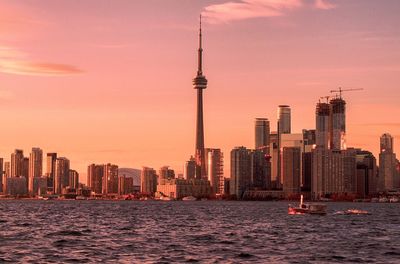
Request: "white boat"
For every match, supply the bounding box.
[389,197,399,203]
[159,195,174,201]
[379,197,389,203]
[288,195,327,215]
[182,196,197,201]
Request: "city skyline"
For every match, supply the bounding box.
[0,0,400,182]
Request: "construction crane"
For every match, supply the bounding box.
[330,87,364,98]
[319,96,330,103]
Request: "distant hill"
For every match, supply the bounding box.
[119,168,141,186]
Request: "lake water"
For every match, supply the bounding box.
[0,200,399,263]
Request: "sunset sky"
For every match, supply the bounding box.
[1,0,399,182]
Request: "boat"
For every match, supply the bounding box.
[379,197,389,203]
[389,197,399,203]
[344,209,369,215]
[182,196,197,201]
[288,195,327,215]
[159,195,174,201]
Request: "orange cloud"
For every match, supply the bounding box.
[0,46,82,76]
[203,0,336,24]
[314,0,336,10]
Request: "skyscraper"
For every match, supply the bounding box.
[11,149,24,177]
[87,164,104,194]
[380,133,394,153]
[103,164,119,194]
[54,157,70,194]
[282,147,301,197]
[316,102,330,149]
[230,147,252,198]
[29,148,43,194]
[277,105,291,188]
[184,156,196,180]
[207,148,224,195]
[193,16,208,180]
[141,167,157,195]
[329,97,346,150]
[69,170,79,189]
[46,153,57,191]
[379,133,397,191]
[255,118,270,153]
[278,105,291,135]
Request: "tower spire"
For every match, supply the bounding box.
[197,14,203,76]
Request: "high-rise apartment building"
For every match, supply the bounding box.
[87,164,104,194]
[54,157,70,194]
[184,157,196,180]
[46,153,57,190]
[69,170,79,189]
[102,164,119,194]
[255,118,270,153]
[207,149,224,195]
[141,167,157,195]
[230,147,252,198]
[278,105,291,134]
[28,148,43,194]
[282,147,301,197]
[0,158,3,193]
[159,166,175,180]
[356,150,378,197]
[11,149,24,177]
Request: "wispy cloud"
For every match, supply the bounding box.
[202,0,336,24]
[314,0,336,10]
[0,46,82,76]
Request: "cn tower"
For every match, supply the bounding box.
[192,15,207,179]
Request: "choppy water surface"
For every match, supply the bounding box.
[0,201,399,263]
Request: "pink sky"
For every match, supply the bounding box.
[0,0,399,183]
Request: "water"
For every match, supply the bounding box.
[0,201,399,263]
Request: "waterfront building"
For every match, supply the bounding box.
[46,153,57,191]
[156,178,211,199]
[311,148,357,198]
[33,177,47,196]
[11,149,24,177]
[28,148,43,195]
[54,157,70,194]
[141,167,157,195]
[118,175,134,195]
[0,158,3,193]
[379,133,398,191]
[251,149,271,190]
[184,156,196,180]
[3,161,10,194]
[207,148,224,195]
[255,118,270,153]
[356,150,378,197]
[282,147,301,197]
[6,177,27,196]
[87,164,104,194]
[159,166,175,180]
[230,147,252,198]
[69,170,79,189]
[102,163,119,194]
[224,177,230,196]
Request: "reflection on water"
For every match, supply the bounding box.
[0,200,399,263]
